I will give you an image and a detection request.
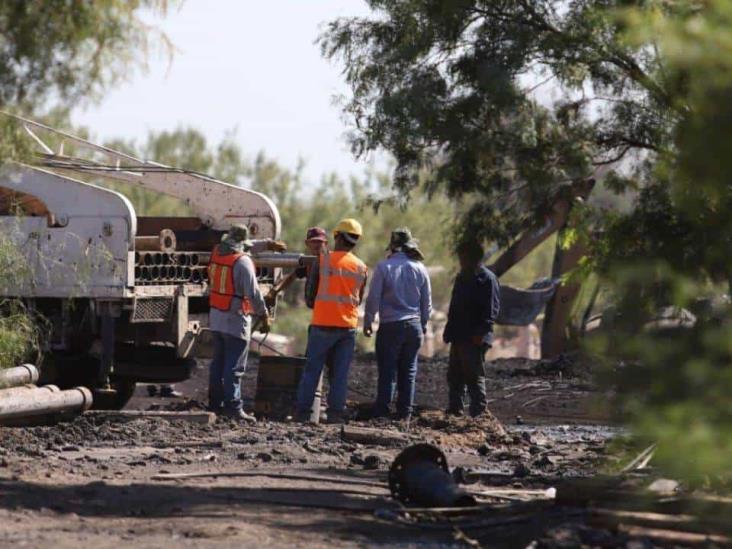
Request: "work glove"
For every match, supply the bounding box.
[259,315,272,334]
[363,325,373,338]
[266,239,288,252]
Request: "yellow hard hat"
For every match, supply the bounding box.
[333,218,363,237]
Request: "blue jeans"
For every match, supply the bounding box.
[296,326,356,415]
[374,318,423,417]
[209,331,249,412]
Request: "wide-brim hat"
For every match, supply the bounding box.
[387,227,425,260]
[224,223,254,250]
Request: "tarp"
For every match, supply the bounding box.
[497,278,558,326]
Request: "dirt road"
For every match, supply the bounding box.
[0,355,616,547]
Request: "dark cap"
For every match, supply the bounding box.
[305,227,327,242]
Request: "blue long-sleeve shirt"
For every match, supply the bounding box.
[443,265,500,344]
[364,252,432,332]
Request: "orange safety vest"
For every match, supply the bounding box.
[312,250,368,329]
[208,246,253,314]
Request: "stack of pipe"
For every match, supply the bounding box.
[0,364,93,422]
[132,247,315,287]
[133,251,210,286]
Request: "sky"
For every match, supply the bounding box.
[72,0,381,183]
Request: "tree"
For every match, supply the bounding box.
[324,1,732,481]
[319,1,683,245]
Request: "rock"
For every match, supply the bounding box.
[477,444,490,456]
[350,454,365,466]
[647,478,679,495]
[532,455,557,468]
[256,452,273,463]
[515,415,524,425]
[513,462,531,478]
[363,455,381,470]
[529,445,542,455]
[236,453,249,460]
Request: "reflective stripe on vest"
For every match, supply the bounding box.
[208,246,253,314]
[312,249,367,328]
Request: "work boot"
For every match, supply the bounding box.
[221,409,257,423]
[325,410,347,425]
[445,407,464,417]
[159,385,183,398]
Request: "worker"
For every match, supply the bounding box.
[298,227,335,389]
[265,226,329,304]
[298,227,328,277]
[295,218,368,423]
[208,223,271,422]
[364,227,432,420]
[443,239,500,417]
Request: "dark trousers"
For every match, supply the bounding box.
[374,318,423,418]
[447,340,488,416]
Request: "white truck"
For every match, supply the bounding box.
[0,114,297,408]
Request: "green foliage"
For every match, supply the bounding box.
[319,0,680,246]
[588,1,732,482]
[0,0,175,107]
[0,301,41,370]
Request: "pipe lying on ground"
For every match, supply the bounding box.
[0,364,39,389]
[0,386,93,420]
[0,384,59,398]
[389,444,476,508]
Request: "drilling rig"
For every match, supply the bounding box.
[0,114,307,408]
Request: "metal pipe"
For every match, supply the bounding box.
[176,266,184,279]
[190,253,200,266]
[134,252,141,265]
[191,269,202,283]
[178,253,190,266]
[141,267,152,281]
[252,253,315,269]
[183,267,192,280]
[143,253,154,266]
[134,266,141,280]
[0,386,93,420]
[389,444,476,508]
[151,266,160,280]
[153,253,163,265]
[135,229,177,253]
[162,253,171,265]
[0,364,40,389]
[0,384,60,398]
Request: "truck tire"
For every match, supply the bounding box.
[91,380,137,410]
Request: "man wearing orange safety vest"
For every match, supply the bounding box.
[295,218,368,423]
[208,223,271,422]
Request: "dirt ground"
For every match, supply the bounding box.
[0,353,621,548]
